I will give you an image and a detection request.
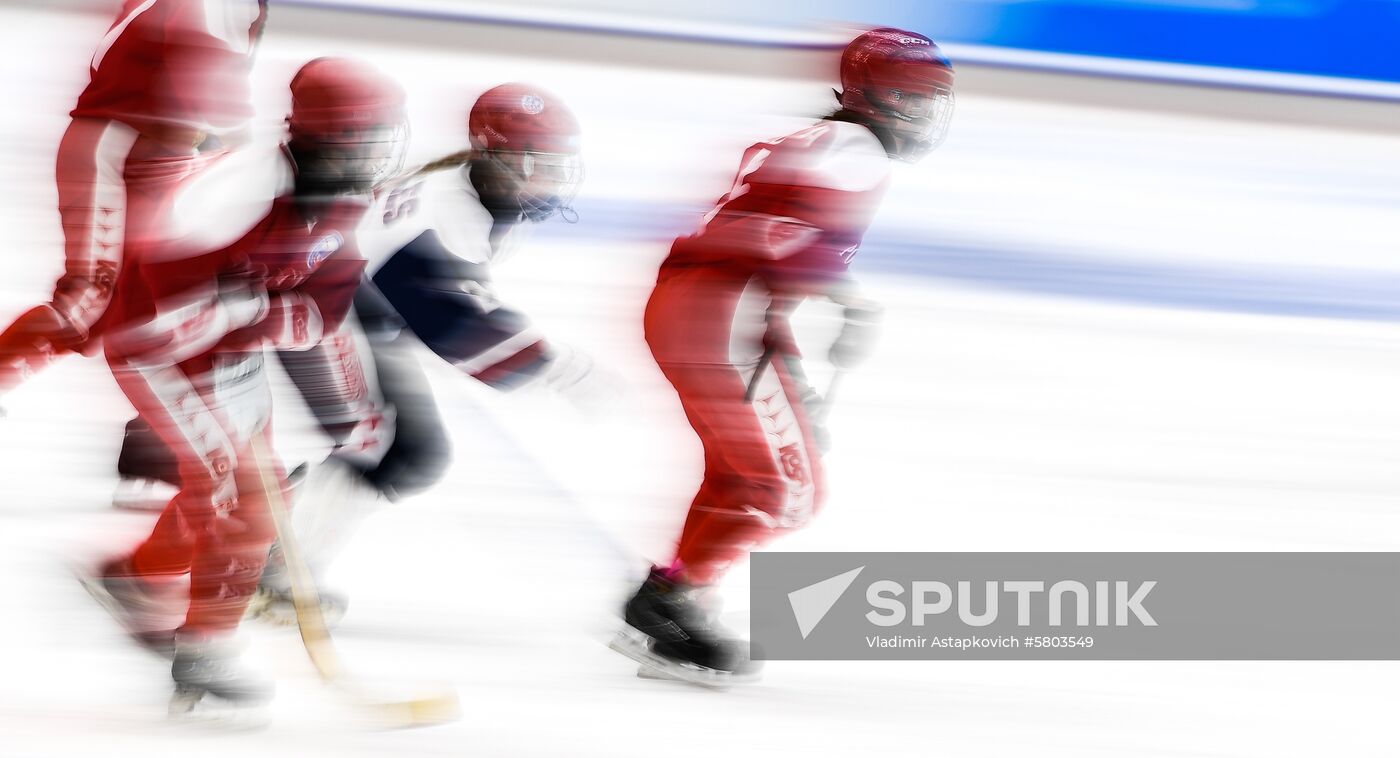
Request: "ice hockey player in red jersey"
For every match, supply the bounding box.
[611,27,956,686]
[0,0,268,400]
[78,56,407,714]
[103,81,596,625]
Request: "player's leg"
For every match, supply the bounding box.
[167,360,281,711]
[254,288,449,623]
[673,357,824,579]
[77,495,192,657]
[355,281,452,500]
[616,356,824,685]
[90,356,276,709]
[0,118,135,395]
[82,358,223,657]
[287,281,452,500]
[613,361,770,683]
[169,424,280,712]
[646,272,820,581]
[250,320,378,622]
[617,272,825,683]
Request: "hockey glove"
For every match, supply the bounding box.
[828,301,883,370]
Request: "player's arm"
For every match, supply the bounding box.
[810,275,884,371]
[217,245,367,354]
[699,198,824,261]
[162,0,263,138]
[699,123,887,261]
[104,251,267,368]
[371,230,558,390]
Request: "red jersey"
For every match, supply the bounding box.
[106,179,368,372]
[665,119,891,292]
[72,0,268,137]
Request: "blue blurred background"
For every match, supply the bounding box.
[2,1,1399,755]
[282,0,1400,87]
[855,0,1400,84]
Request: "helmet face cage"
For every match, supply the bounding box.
[483,148,582,222]
[884,84,955,161]
[467,84,582,222]
[286,58,409,196]
[840,28,956,161]
[293,121,409,195]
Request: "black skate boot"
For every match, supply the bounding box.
[75,557,181,658]
[113,417,180,511]
[168,630,273,715]
[609,567,761,688]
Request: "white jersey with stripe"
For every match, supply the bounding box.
[357,165,531,275]
[353,163,561,391]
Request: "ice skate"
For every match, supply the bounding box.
[610,568,762,689]
[243,579,348,628]
[75,557,182,658]
[111,416,181,511]
[168,631,273,717]
[242,537,348,628]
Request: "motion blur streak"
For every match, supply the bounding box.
[0,0,1397,756]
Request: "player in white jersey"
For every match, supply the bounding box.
[119,82,589,613]
[235,82,594,619]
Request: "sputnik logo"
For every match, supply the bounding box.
[788,566,865,639]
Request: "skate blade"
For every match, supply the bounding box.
[608,628,758,690]
[634,661,762,688]
[169,687,271,730]
[636,665,693,683]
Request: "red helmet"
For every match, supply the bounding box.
[287,57,408,193]
[468,83,580,155]
[467,83,582,222]
[838,28,956,161]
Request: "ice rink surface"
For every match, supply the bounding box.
[2,3,1400,756]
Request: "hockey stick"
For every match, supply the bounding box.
[743,345,776,403]
[249,433,461,728]
[745,348,845,424]
[812,368,843,425]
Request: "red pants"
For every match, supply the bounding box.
[0,118,197,393]
[645,266,824,586]
[109,352,281,634]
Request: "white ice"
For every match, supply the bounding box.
[1,3,1399,757]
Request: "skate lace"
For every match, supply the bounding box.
[664,590,723,644]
